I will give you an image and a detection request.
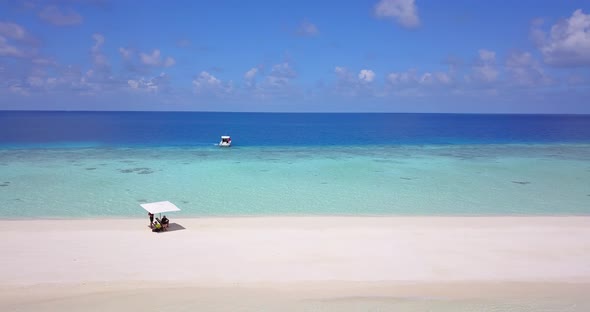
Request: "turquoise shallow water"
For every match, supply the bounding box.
[1,144,589,218]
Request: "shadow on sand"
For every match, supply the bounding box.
[164,223,186,232]
[147,223,186,233]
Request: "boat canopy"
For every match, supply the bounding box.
[221,136,231,139]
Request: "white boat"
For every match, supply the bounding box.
[219,135,231,147]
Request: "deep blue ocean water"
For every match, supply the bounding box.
[2,111,590,147]
[1,111,589,218]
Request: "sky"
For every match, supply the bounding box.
[0,0,589,113]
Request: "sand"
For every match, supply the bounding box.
[1,216,590,311]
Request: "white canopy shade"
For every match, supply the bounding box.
[221,136,230,139]
[141,201,181,214]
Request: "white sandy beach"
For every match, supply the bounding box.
[1,216,590,311]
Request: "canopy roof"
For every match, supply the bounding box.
[221,136,231,139]
[141,201,181,214]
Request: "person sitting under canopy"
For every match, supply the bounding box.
[161,216,169,230]
[152,220,162,232]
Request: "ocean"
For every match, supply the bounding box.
[1,111,589,218]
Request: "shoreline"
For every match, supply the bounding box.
[3,213,590,221]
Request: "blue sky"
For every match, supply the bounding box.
[1,0,589,113]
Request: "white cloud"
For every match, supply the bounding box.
[334,67,352,88]
[127,73,169,93]
[270,62,296,78]
[333,66,380,96]
[473,67,498,83]
[6,65,105,96]
[358,69,375,82]
[534,9,590,66]
[387,70,417,84]
[31,57,56,66]
[240,63,300,99]
[93,53,110,66]
[334,66,348,77]
[0,22,27,40]
[140,50,161,65]
[478,49,496,63]
[163,57,176,67]
[119,47,132,59]
[192,71,232,95]
[419,72,433,84]
[0,22,35,58]
[244,67,258,80]
[505,52,551,86]
[140,49,176,67]
[334,66,357,83]
[387,69,452,86]
[529,18,545,47]
[9,83,29,96]
[472,49,499,83]
[3,38,133,97]
[0,36,25,57]
[194,71,220,88]
[296,20,319,36]
[374,0,420,28]
[90,33,109,68]
[266,76,287,88]
[127,80,139,89]
[266,63,296,87]
[27,75,54,88]
[435,72,452,84]
[91,34,104,53]
[39,5,83,26]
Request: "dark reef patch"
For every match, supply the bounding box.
[137,199,147,203]
[511,181,531,185]
[85,167,97,170]
[119,167,153,174]
[400,177,413,180]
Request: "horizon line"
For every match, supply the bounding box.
[1,109,589,116]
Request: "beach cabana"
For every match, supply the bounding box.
[140,201,181,219]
